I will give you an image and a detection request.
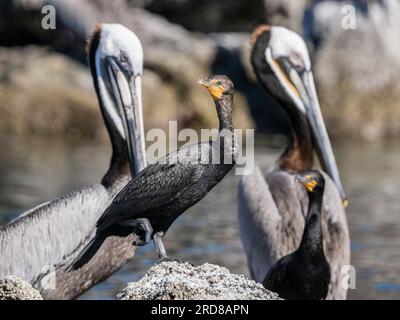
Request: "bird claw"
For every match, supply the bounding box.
[119,218,153,247]
[131,234,148,247]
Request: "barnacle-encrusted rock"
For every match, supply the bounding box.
[0,276,43,300]
[117,261,280,300]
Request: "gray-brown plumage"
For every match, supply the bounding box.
[238,25,350,300]
[70,75,238,270]
[0,23,146,299]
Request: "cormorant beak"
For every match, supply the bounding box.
[289,69,348,207]
[198,77,223,101]
[105,56,146,176]
[198,77,210,88]
[295,175,318,193]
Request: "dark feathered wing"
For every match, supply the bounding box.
[69,163,204,271]
[262,255,290,294]
[96,163,204,231]
[68,233,107,271]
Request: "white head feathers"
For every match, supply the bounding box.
[266,26,311,72]
[97,24,144,76]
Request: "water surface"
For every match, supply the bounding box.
[1,134,399,300]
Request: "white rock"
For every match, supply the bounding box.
[0,276,43,300]
[117,261,280,300]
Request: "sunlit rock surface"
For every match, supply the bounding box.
[307,0,400,140]
[117,260,280,300]
[0,276,43,300]
[1,0,400,140]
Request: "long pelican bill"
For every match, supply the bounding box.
[105,56,146,176]
[289,69,347,206]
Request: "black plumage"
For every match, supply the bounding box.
[70,75,237,270]
[262,170,331,300]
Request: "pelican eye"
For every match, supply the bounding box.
[119,51,131,70]
[289,52,305,73]
[120,51,129,63]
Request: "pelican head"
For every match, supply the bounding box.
[251,25,347,205]
[88,23,146,176]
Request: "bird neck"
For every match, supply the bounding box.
[279,107,314,172]
[250,33,314,172]
[299,190,324,254]
[101,144,132,193]
[91,78,131,191]
[89,52,131,191]
[215,95,237,164]
[215,95,233,132]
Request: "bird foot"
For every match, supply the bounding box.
[153,231,169,259]
[119,218,153,247]
[131,234,147,247]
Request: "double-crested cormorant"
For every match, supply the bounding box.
[70,75,238,270]
[262,170,331,300]
[0,23,147,299]
[238,25,350,299]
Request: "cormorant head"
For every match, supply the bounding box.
[198,75,234,101]
[251,25,347,207]
[88,23,146,176]
[295,170,325,194]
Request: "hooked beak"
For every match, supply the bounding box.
[105,56,146,176]
[198,77,223,101]
[294,175,307,184]
[198,77,210,87]
[295,174,318,193]
[289,69,347,207]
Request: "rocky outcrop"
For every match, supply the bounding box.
[145,0,266,32]
[0,1,256,138]
[0,46,100,138]
[309,0,400,140]
[117,260,280,300]
[263,0,308,31]
[0,276,43,300]
[1,0,400,140]
[0,45,254,139]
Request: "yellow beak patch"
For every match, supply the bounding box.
[199,78,224,101]
[206,86,223,100]
[303,178,318,192]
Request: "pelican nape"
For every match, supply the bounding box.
[0,23,146,299]
[70,75,238,270]
[262,170,331,300]
[238,25,350,299]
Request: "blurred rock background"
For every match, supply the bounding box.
[0,0,399,141]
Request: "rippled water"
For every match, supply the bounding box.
[1,134,400,300]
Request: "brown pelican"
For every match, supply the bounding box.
[70,75,237,270]
[238,25,350,300]
[0,23,146,299]
[263,170,330,300]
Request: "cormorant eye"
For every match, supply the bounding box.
[216,80,222,86]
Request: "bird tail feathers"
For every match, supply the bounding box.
[68,233,106,272]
